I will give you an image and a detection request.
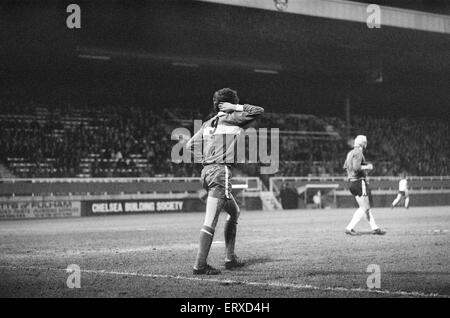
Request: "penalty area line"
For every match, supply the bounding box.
[0,265,448,298]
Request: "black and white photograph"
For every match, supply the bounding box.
[0,0,449,303]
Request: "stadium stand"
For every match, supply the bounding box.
[1,99,449,179]
[351,116,450,176]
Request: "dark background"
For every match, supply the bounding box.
[1,0,449,118]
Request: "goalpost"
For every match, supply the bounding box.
[303,184,339,208]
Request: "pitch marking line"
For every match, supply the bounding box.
[1,265,449,298]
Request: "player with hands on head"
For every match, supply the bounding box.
[186,88,264,275]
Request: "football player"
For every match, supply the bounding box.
[343,135,386,236]
[391,175,410,209]
[186,88,264,275]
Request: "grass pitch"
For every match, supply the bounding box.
[0,206,449,298]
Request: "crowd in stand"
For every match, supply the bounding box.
[351,116,450,176]
[0,100,448,178]
[257,113,331,133]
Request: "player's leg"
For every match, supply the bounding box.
[365,208,379,230]
[346,195,368,234]
[193,166,227,275]
[365,187,378,230]
[223,194,245,269]
[223,196,239,261]
[367,209,385,235]
[365,187,386,235]
[345,180,366,234]
[391,193,402,208]
[193,195,225,274]
[220,166,244,268]
[404,193,410,209]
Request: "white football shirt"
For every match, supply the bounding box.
[399,179,408,191]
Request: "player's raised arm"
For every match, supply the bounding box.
[219,102,264,127]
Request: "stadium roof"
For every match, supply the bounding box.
[352,0,450,15]
[198,0,450,34]
[2,0,449,79]
[1,0,449,116]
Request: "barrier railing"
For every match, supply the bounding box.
[0,177,262,197]
[2,175,449,198]
[270,176,450,194]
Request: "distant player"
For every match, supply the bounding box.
[391,175,410,209]
[186,88,264,275]
[343,135,386,236]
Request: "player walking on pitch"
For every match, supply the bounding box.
[186,88,264,275]
[343,135,386,236]
[391,175,410,209]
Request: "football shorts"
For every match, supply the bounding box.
[201,164,232,199]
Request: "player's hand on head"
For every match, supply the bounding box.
[218,102,235,113]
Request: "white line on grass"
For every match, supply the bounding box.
[0,265,448,298]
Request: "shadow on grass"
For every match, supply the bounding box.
[347,230,386,236]
[244,257,275,266]
[232,256,286,269]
